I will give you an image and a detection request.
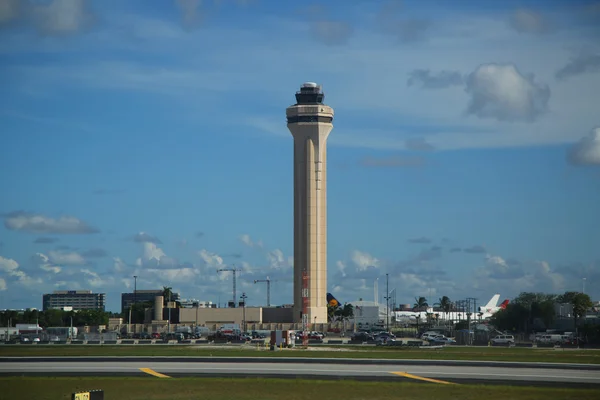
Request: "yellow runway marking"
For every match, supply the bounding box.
[390,371,458,385]
[139,368,171,378]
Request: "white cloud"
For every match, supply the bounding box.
[266,249,292,270]
[473,255,567,296]
[350,250,379,270]
[6,8,598,153]
[3,211,99,234]
[336,260,347,277]
[133,232,162,244]
[48,250,86,266]
[32,253,62,274]
[135,242,182,269]
[0,277,6,291]
[0,255,43,287]
[567,127,600,165]
[146,267,197,284]
[465,63,550,122]
[198,249,224,267]
[113,257,128,273]
[239,234,263,249]
[0,255,20,275]
[80,268,114,288]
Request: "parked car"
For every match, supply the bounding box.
[428,335,456,345]
[420,331,441,341]
[375,332,396,344]
[491,335,515,345]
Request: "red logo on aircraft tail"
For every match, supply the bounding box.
[500,299,509,309]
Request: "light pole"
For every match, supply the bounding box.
[583,278,586,294]
[240,293,247,333]
[133,276,138,304]
[132,275,137,325]
[386,274,389,332]
[168,290,172,334]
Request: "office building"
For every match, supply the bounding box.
[42,290,106,311]
[286,82,334,324]
[121,290,179,314]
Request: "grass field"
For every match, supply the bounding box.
[1,345,599,364]
[1,377,594,400]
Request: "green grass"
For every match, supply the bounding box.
[1,345,599,364]
[1,377,594,400]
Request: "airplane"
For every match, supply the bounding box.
[392,294,509,324]
[327,293,341,308]
[478,294,509,318]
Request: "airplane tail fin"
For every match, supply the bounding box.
[499,299,509,309]
[327,293,340,308]
[483,294,500,309]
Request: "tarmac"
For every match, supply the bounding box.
[1,356,599,387]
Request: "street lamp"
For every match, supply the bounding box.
[132,275,138,325]
[133,276,138,304]
[385,273,390,332]
[168,290,172,334]
[240,293,247,333]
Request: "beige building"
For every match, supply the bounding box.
[177,307,294,327]
[286,82,334,324]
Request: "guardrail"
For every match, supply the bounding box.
[0,339,593,348]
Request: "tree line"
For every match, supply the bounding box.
[327,303,354,322]
[0,308,120,328]
[490,291,594,333]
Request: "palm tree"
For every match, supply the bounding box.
[341,303,354,320]
[413,296,428,311]
[434,296,452,319]
[327,304,337,322]
[162,286,173,306]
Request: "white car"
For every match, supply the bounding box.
[491,335,515,345]
[420,331,440,340]
[429,335,456,345]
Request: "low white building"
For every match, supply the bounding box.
[349,300,388,330]
[0,327,19,340]
[179,299,215,308]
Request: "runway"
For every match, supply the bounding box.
[2,359,599,387]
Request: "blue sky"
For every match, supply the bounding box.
[1,0,599,312]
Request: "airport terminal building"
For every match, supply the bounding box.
[42,290,106,311]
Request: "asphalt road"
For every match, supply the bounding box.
[2,360,599,387]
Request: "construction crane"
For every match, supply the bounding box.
[253,276,273,307]
[217,266,242,307]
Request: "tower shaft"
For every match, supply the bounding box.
[286,82,334,325]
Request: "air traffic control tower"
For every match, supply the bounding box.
[286,82,334,325]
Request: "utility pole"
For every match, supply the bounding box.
[133,276,137,304]
[168,290,172,333]
[254,277,273,306]
[217,266,242,307]
[132,275,137,325]
[384,273,390,332]
[240,292,247,333]
[302,269,309,347]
